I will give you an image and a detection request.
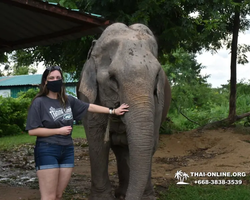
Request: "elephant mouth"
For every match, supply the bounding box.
[108,116,128,146]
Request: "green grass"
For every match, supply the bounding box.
[72,124,86,138]
[0,133,36,150]
[0,125,86,151]
[158,184,250,200]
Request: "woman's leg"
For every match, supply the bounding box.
[56,168,74,200]
[35,143,74,200]
[55,144,75,199]
[37,168,60,200]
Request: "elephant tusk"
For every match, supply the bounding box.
[104,117,110,143]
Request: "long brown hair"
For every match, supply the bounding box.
[32,66,68,108]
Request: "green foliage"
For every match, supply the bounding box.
[0,52,8,63]
[0,125,85,151]
[0,88,83,138]
[12,65,37,75]
[12,36,94,79]
[160,49,250,133]
[162,80,250,133]
[0,97,29,136]
[1,0,250,134]
[158,184,250,200]
[162,48,209,86]
[0,88,37,137]
[0,69,4,77]
[13,65,29,75]
[17,88,39,99]
[8,0,250,73]
[160,48,213,132]
[1,54,38,75]
[81,0,203,54]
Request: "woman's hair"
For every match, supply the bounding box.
[32,66,68,108]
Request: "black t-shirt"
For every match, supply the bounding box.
[26,95,89,145]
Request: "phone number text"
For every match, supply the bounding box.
[194,180,243,185]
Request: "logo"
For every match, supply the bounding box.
[174,170,189,184]
[63,113,73,120]
[49,106,73,121]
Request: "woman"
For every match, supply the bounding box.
[26,66,129,200]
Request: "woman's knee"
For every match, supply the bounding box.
[56,193,63,200]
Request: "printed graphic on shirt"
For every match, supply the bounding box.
[49,106,73,121]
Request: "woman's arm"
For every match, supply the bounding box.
[88,103,129,115]
[28,126,72,137]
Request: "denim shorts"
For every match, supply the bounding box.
[34,142,74,171]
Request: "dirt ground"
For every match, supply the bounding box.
[1,127,250,200]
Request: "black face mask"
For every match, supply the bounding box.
[46,79,63,93]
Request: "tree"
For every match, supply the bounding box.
[85,0,250,126]
[2,0,250,127]
[11,36,94,79]
[13,65,37,75]
[2,64,37,76]
[0,53,8,64]
[227,0,250,123]
[8,0,226,72]
[162,48,213,128]
[193,0,250,127]
[162,48,209,86]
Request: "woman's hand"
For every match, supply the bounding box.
[114,103,129,115]
[88,103,129,115]
[58,126,72,135]
[28,126,72,137]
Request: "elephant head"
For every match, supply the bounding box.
[78,23,171,200]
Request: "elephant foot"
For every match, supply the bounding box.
[141,195,156,200]
[116,195,125,200]
[115,187,126,199]
[142,189,156,200]
[124,195,155,200]
[89,193,116,200]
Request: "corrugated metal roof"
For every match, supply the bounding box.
[0,74,42,86]
[0,0,110,53]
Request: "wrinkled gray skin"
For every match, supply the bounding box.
[77,23,171,200]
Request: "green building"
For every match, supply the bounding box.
[0,74,77,98]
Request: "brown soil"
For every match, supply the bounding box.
[1,127,250,200]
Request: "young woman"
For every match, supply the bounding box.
[26,66,129,200]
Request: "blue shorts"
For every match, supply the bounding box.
[34,142,74,171]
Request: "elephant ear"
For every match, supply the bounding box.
[156,69,171,123]
[87,40,96,59]
[77,56,97,104]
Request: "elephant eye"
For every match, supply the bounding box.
[109,75,119,91]
[154,73,159,96]
[154,88,157,96]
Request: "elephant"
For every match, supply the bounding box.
[77,22,171,200]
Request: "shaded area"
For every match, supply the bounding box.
[0,0,110,53]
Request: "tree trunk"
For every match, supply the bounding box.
[228,6,240,123]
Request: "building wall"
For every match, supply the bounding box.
[0,84,77,98]
[0,86,36,98]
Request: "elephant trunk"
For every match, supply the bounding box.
[123,98,155,199]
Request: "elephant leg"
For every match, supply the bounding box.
[142,169,156,200]
[86,125,115,200]
[111,145,130,199]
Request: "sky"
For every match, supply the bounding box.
[197,30,250,88]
